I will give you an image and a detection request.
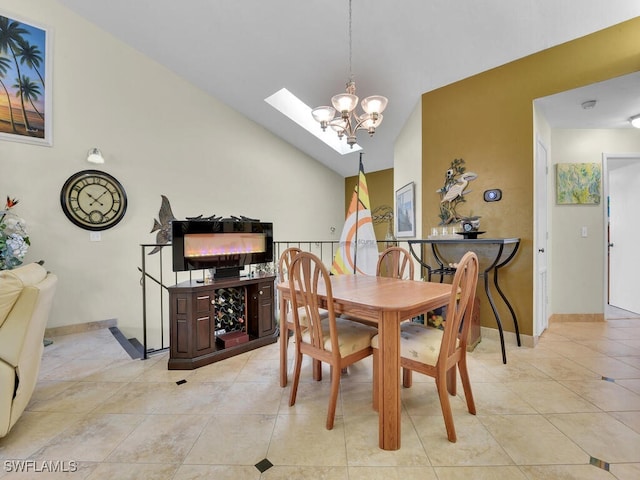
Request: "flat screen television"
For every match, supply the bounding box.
[172,219,273,277]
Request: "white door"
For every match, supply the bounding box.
[607,155,640,314]
[534,138,549,336]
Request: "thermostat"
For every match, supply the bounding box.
[484,189,502,202]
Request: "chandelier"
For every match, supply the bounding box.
[311,0,388,148]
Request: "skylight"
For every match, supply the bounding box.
[265,88,362,155]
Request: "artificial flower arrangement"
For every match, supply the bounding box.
[0,196,30,270]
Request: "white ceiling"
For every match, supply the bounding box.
[535,71,640,129]
[57,0,640,177]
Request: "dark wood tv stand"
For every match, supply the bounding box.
[168,274,277,370]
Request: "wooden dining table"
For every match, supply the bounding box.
[277,274,453,451]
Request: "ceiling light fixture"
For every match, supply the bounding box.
[311,0,388,149]
[86,147,105,164]
[629,114,640,128]
[581,100,597,110]
[265,88,362,155]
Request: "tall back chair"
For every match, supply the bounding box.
[376,246,415,280]
[279,247,331,384]
[288,252,378,430]
[279,247,302,384]
[278,247,303,325]
[372,251,479,442]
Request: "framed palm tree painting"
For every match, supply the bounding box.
[0,12,52,146]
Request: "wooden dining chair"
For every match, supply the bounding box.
[376,246,415,280]
[371,251,479,442]
[288,252,378,430]
[278,247,303,333]
[279,248,313,382]
[278,247,330,383]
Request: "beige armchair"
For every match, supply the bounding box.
[0,263,57,438]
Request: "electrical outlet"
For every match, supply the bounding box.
[90,232,102,242]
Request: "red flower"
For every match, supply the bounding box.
[5,197,18,209]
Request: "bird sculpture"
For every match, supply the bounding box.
[149,195,175,254]
[440,171,478,203]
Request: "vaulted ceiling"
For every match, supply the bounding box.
[57,0,640,176]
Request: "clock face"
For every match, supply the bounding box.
[463,222,473,232]
[60,170,128,231]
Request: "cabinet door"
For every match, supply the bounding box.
[192,291,215,355]
[170,293,191,358]
[257,281,275,337]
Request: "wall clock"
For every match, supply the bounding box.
[60,170,128,231]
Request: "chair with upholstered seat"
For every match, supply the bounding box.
[288,252,378,430]
[371,251,479,442]
[339,246,417,331]
[278,247,330,383]
[278,247,303,337]
[376,246,415,280]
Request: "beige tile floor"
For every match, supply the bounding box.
[1,307,639,479]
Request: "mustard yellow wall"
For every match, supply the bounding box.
[422,17,640,336]
[345,167,394,244]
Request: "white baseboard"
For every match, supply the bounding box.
[45,318,117,337]
[480,326,535,348]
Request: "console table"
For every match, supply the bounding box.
[408,238,521,364]
[168,275,277,369]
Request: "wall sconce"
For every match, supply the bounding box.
[86,147,105,164]
[629,114,640,128]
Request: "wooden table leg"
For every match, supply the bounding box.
[313,359,322,381]
[378,311,401,450]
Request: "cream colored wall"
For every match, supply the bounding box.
[393,98,422,278]
[0,0,344,339]
[550,129,640,314]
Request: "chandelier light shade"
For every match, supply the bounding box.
[311,0,388,148]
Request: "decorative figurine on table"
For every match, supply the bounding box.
[459,216,484,239]
[437,158,483,238]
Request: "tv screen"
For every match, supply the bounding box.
[172,220,273,274]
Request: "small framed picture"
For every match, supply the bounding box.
[395,182,415,238]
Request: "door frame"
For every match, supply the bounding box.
[534,136,549,337]
[602,152,640,310]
